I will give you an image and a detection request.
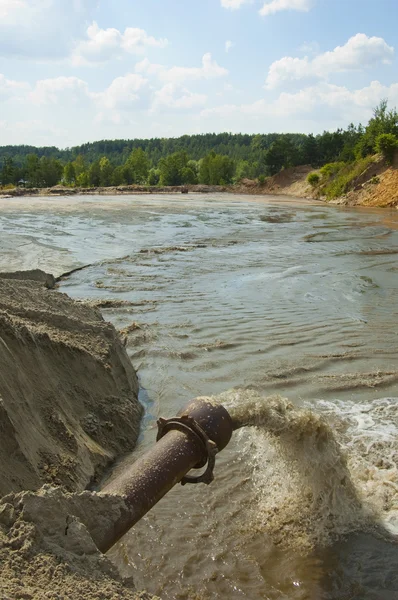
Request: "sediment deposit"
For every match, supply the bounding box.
[0,487,158,599]
[0,272,143,496]
[0,272,156,597]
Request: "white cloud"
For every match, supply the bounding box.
[137,53,228,83]
[266,33,394,89]
[165,53,228,83]
[225,40,235,53]
[298,41,319,55]
[93,74,148,110]
[72,21,168,65]
[0,0,27,20]
[0,0,97,59]
[0,118,67,145]
[29,76,89,105]
[0,74,30,99]
[151,83,207,112]
[201,80,398,125]
[260,0,313,17]
[135,58,165,77]
[122,27,168,53]
[221,0,251,9]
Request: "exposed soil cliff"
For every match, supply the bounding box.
[235,166,314,199]
[337,155,398,208]
[236,158,398,208]
[0,273,143,497]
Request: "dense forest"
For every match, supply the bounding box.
[1,101,397,189]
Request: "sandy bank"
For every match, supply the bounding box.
[0,272,161,598]
[0,487,158,599]
[0,183,227,198]
[0,271,143,496]
[234,166,315,199]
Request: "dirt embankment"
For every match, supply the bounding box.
[236,158,398,208]
[0,272,143,496]
[336,155,398,208]
[0,272,159,598]
[235,166,315,199]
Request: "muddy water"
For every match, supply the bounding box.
[1,193,398,598]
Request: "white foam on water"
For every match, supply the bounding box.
[312,397,398,537]
[203,390,398,551]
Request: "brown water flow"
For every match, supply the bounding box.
[225,393,368,550]
[1,194,398,598]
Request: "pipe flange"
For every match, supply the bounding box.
[156,415,219,485]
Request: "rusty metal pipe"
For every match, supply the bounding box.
[97,399,233,553]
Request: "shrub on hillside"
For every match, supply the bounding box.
[319,162,346,180]
[307,172,320,187]
[322,156,375,199]
[375,133,398,165]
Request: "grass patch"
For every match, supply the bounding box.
[321,156,375,200]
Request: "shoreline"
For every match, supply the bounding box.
[0,183,229,198]
[1,172,397,209]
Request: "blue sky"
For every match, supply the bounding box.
[1,0,398,147]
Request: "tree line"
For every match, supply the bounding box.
[1,101,397,189]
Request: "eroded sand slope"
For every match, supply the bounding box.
[0,273,143,496]
[0,273,159,598]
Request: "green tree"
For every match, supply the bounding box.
[159,151,189,186]
[199,152,235,185]
[89,161,101,186]
[356,100,398,158]
[1,157,16,185]
[375,133,398,165]
[148,168,160,186]
[316,130,346,165]
[264,137,297,175]
[64,162,76,186]
[25,154,41,187]
[302,135,318,166]
[73,154,86,177]
[39,157,63,187]
[235,160,252,181]
[251,134,268,153]
[99,156,113,187]
[126,148,150,184]
[181,166,197,184]
[112,166,126,186]
[76,171,89,187]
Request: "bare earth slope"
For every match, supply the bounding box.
[235,166,314,198]
[236,159,398,208]
[343,156,398,207]
[0,274,143,497]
